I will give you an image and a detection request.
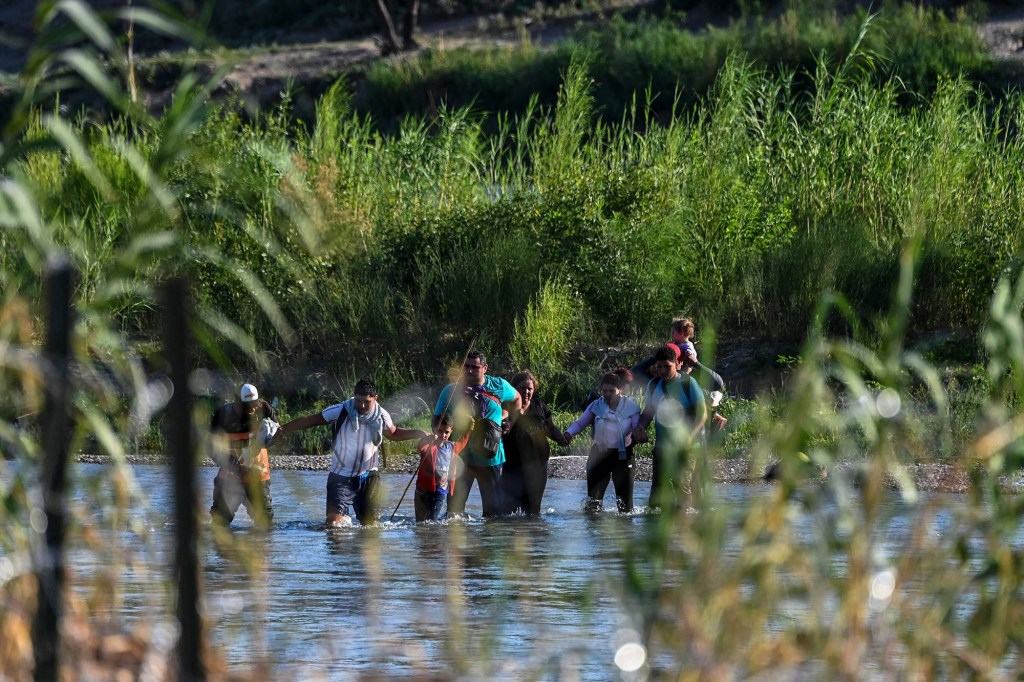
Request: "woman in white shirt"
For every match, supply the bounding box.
[562,368,642,512]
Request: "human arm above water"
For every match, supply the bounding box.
[544,409,567,446]
[451,431,471,454]
[385,423,431,441]
[278,410,328,436]
[504,390,523,427]
[629,355,657,385]
[563,403,598,444]
[634,385,656,443]
[531,399,566,446]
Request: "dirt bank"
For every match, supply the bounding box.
[5,2,1023,108]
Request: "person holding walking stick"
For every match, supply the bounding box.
[389,337,479,522]
[278,379,429,527]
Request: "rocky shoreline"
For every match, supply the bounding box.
[74,454,1023,494]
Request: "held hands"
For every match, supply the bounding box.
[259,418,281,447]
[631,426,649,444]
[557,432,572,447]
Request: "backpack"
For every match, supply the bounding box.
[649,375,703,419]
[219,404,262,478]
[330,406,350,443]
[652,373,729,433]
[463,385,503,457]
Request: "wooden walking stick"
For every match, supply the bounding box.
[389,335,478,521]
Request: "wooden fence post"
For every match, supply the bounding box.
[32,255,74,682]
[161,277,205,682]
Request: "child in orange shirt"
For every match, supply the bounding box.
[415,414,469,522]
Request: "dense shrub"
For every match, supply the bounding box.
[355,3,999,129]
[8,40,1024,389]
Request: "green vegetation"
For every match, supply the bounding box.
[105,2,1012,133]
[3,1,1024,676]
[622,243,1024,677]
[7,14,1023,398]
[357,3,1003,128]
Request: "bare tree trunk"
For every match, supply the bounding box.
[401,0,420,49]
[370,0,402,55]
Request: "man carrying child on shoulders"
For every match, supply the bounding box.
[634,344,708,512]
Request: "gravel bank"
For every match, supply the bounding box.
[75,454,1023,494]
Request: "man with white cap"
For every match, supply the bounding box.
[209,383,279,528]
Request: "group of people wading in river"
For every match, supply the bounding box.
[207,318,726,529]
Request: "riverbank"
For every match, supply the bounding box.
[74,453,1023,494]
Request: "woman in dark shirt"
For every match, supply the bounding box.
[500,370,567,515]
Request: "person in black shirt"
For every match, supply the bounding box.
[209,383,277,528]
[500,370,567,515]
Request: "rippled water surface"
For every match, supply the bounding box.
[50,464,985,679]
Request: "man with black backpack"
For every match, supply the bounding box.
[634,344,708,511]
[278,379,430,527]
[433,350,521,518]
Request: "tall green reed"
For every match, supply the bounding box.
[509,277,586,397]
[4,1,1024,678]
[622,236,1024,678]
[17,37,1024,378]
[355,3,998,131]
[0,1,328,675]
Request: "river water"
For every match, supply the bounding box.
[47,464,994,679]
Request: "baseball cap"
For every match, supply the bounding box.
[240,383,259,402]
[665,343,682,360]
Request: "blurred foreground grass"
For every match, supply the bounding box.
[1,1,1024,679]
